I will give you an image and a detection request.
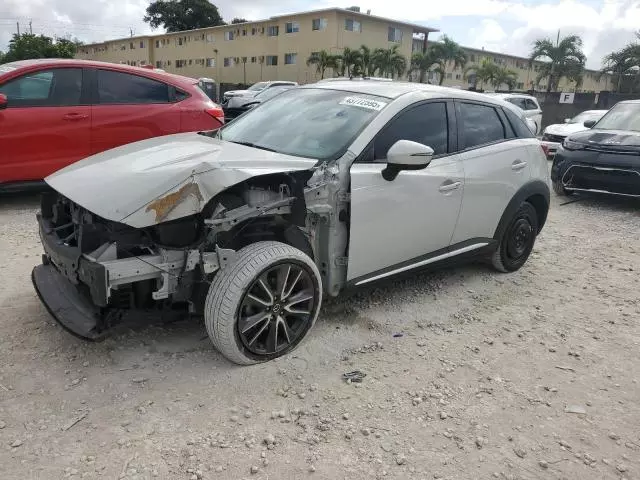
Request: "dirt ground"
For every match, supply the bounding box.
[1,188,639,480]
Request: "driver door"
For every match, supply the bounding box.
[347,101,464,283]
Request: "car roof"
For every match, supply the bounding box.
[0,58,199,88]
[302,80,516,106]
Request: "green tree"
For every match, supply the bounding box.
[1,33,78,64]
[144,0,224,32]
[601,32,640,92]
[336,47,362,77]
[359,45,375,77]
[529,32,586,92]
[430,35,467,85]
[409,47,439,83]
[231,18,248,24]
[494,66,519,90]
[464,58,499,90]
[306,50,339,79]
[372,45,407,78]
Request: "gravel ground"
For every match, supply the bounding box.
[1,189,639,480]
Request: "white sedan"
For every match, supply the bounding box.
[540,109,608,158]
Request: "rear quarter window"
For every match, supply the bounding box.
[503,107,535,138]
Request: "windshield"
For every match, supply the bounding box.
[593,103,640,131]
[219,88,389,160]
[248,82,269,92]
[569,111,606,124]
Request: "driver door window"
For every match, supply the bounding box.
[372,102,449,162]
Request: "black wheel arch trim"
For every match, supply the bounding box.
[493,180,550,241]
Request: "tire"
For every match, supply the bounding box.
[491,201,539,273]
[204,241,322,365]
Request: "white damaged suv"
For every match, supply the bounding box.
[33,81,550,365]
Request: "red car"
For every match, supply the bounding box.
[0,59,224,191]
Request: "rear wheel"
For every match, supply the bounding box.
[491,202,538,273]
[204,241,322,365]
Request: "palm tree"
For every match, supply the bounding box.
[601,32,640,92]
[494,66,519,91]
[336,47,362,77]
[359,45,375,77]
[372,45,407,79]
[430,35,467,85]
[529,32,586,92]
[306,50,339,79]
[409,48,439,83]
[464,58,499,90]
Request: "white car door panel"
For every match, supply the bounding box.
[345,100,464,282]
[451,101,532,244]
[451,140,531,243]
[348,157,464,281]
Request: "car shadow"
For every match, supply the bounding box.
[0,191,43,210]
[558,193,640,212]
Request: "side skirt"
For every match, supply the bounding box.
[346,238,497,288]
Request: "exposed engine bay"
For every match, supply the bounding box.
[34,163,348,338]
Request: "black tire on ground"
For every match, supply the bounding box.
[204,241,322,365]
[491,201,539,273]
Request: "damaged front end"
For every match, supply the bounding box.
[32,163,347,340]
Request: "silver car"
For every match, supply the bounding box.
[32,81,550,365]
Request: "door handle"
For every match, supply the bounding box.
[439,181,462,193]
[511,160,527,171]
[63,113,88,121]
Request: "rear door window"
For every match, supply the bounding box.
[460,102,506,149]
[525,98,539,110]
[97,70,169,104]
[506,97,526,110]
[0,68,83,107]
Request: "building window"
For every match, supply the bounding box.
[251,27,257,35]
[284,53,297,65]
[312,18,327,31]
[155,61,162,68]
[224,57,235,67]
[176,59,188,69]
[129,42,135,49]
[139,41,145,48]
[206,58,215,67]
[155,40,160,48]
[517,82,524,89]
[285,22,300,33]
[224,31,234,41]
[188,59,192,65]
[388,27,403,43]
[455,73,461,80]
[470,54,475,62]
[251,56,257,63]
[266,55,278,66]
[267,25,279,36]
[446,73,452,79]
[206,34,215,43]
[345,19,362,32]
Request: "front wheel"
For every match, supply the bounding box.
[204,241,322,365]
[552,179,571,196]
[491,201,539,273]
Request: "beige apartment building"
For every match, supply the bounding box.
[410,39,612,93]
[76,7,435,85]
[76,6,611,92]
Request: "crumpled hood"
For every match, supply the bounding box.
[544,122,589,137]
[568,129,640,148]
[46,133,317,228]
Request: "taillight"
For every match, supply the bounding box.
[206,105,225,124]
[540,143,549,157]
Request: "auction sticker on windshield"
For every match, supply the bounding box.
[339,96,387,111]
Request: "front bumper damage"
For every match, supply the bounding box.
[552,148,640,197]
[32,209,227,340]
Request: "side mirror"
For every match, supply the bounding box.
[564,118,571,123]
[583,119,596,128]
[382,140,434,181]
[0,93,7,110]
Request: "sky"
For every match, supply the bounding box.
[1,0,640,69]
